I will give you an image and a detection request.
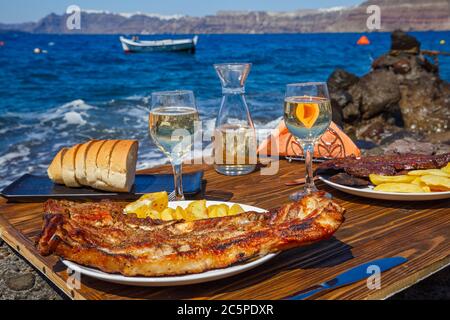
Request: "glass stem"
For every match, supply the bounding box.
[172,161,184,201]
[303,143,318,194]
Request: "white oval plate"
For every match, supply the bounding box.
[319,176,450,201]
[62,201,276,287]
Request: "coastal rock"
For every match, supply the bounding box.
[328,30,449,150]
[352,116,402,143]
[392,59,411,74]
[327,69,359,127]
[354,71,401,120]
[327,69,359,92]
[426,131,450,145]
[399,87,448,134]
[383,138,435,155]
[6,273,35,291]
[364,136,450,156]
[390,30,421,55]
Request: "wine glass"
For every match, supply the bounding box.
[284,82,332,200]
[149,90,200,201]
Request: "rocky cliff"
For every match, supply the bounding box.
[328,30,450,155]
[1,0,449,34]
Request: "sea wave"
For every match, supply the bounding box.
[0,95,281,189]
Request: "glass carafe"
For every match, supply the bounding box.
[213,63,256,176]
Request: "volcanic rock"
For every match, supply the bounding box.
[6,273,35,291]
[328,30,450,151]
[390,30,420,55]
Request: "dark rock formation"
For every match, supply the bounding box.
[390,29,421,54]
[328,30,450,155]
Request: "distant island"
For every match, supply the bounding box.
[1,0,449,34]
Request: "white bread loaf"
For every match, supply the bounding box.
[47,147,68,184]
[93,140,119,191]
[75,140,96,186]
[49,139,139,192]
[85,140,106,186]
[108,140,139,192]
[62,144,82,187]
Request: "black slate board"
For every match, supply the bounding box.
[0,172,203,202]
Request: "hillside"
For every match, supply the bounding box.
[1,0,449,34]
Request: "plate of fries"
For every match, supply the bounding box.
[319,163,450,201]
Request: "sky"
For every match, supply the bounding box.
[0,0,363,24]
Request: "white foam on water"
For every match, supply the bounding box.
[124,94,149,102]
[64,111,87,126]
[41,99,95,124]
[0,145,30,167]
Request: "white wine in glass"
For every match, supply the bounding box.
[149,91,200,201]
[283,83,332,200]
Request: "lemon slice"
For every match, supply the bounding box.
[295,103,320,129]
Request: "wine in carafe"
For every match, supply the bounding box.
[214,124,256,176]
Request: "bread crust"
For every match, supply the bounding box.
[85,140,106,186]
[62,144,82,187]
[47,148,68,184]
[75,140,97,186]
[108,140,138,192]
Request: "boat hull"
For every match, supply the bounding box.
[120,36,198,53]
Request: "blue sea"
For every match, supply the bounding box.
[0,32,449,188]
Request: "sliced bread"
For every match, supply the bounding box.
[75,140,96,186]
[93,140,119,191]
[61,144,82,187]
[49,139,139,192]
[108,140,139,192]
[47,147,68,185]
[85,140,106,186]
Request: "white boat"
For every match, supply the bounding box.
[119,36,198,53]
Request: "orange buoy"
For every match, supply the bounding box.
[357,35,370,45]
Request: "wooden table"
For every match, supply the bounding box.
[0,160,449,300]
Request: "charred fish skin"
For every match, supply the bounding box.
[37,192,345,277]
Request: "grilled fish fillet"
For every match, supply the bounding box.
[37,192,345,277]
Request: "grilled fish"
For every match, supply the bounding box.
[37,192,345,277]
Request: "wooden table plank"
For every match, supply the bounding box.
[0,160,449,300]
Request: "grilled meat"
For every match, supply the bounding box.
[317,153,450,178]
[329,173,369,187]
[37,192,345,277]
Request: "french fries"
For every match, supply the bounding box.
[419,175,450,191]
[407,169,450,177]
[369,174,415,185]
[124,192,246,221]
[442,163,450,174]
[374,183,429,193]
[369,162,450,193]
